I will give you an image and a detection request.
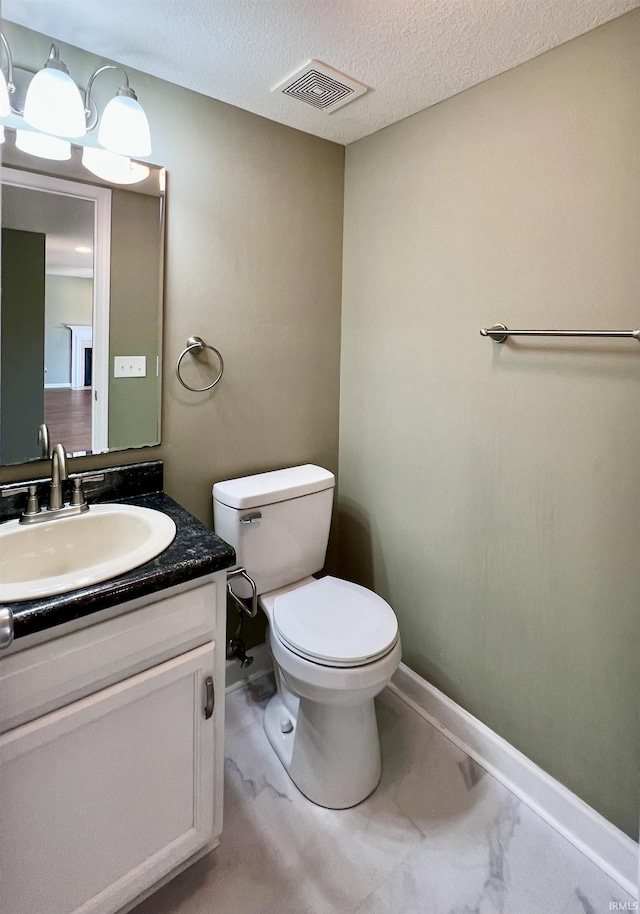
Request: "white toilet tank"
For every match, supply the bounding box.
[213,465,335,596]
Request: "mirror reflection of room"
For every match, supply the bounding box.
[1,182,94,461]
[0,145,164,468]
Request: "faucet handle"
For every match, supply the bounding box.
[70,477,87,508]
[23,485,41,518]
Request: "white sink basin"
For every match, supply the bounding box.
[0,504,177,603]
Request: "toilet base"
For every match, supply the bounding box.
[264,683,382,809]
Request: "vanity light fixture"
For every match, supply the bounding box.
[86,66,151,157]
[0,78,10,117]
[0,32,13,117]
[81,146,150,185]
[15,128,71,160]
[23,45,86,138]
[0,31,152,157]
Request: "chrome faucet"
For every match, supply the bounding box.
[49,443,68,510]
[19,443,91,525]
[38,423,50,459]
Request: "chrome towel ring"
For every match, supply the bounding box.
[176,336,224,392]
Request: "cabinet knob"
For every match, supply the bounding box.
[0,608,13,649]
[204,676,215,719]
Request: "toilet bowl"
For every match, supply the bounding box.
[260,576,401,808]
[213,465,401,809]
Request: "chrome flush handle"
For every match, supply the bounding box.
[239,512,261,525]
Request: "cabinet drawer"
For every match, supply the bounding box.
[0,580,217,732]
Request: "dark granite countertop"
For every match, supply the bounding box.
[3,492,236,641]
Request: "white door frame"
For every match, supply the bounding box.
[66,324,93,389]
[1,167,112,455]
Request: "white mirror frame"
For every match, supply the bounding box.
[1,166,112,455]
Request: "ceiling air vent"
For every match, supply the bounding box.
[272,60,368,114]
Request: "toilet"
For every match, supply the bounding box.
[213,464,401,809]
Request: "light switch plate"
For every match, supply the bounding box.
[114,356,147,378]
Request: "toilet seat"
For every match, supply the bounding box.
[272,576,398,668]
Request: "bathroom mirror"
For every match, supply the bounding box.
[0,126,165,465]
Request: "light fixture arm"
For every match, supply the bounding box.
[0,31,15,93]
[84,64,137,120]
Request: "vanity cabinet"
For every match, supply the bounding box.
[0,574,227,914]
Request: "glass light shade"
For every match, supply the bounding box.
[82,146,150,185]
[23,66,86,138]
[98,94,151,157]
[0,70,10,117]
[16,129,71,161]
[0,125,5,145]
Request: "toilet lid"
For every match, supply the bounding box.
[273,576,398,667]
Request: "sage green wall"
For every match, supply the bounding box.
[0,22,344,647]
[44,275,92,385]
[340,11,640,838]
[0,21,344,518]
[108,190,162,451]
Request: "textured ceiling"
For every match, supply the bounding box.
[3,0,639,146]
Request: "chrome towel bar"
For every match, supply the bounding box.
[480,323,640,343]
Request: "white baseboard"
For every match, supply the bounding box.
[225,642,273,692]
[391,663,638,898]
[44,382,72,389]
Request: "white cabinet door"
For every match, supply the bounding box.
[0,642,216,914]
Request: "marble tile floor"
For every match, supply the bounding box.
[133,674,635,914]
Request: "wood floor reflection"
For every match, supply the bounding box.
[44,388,92,454]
